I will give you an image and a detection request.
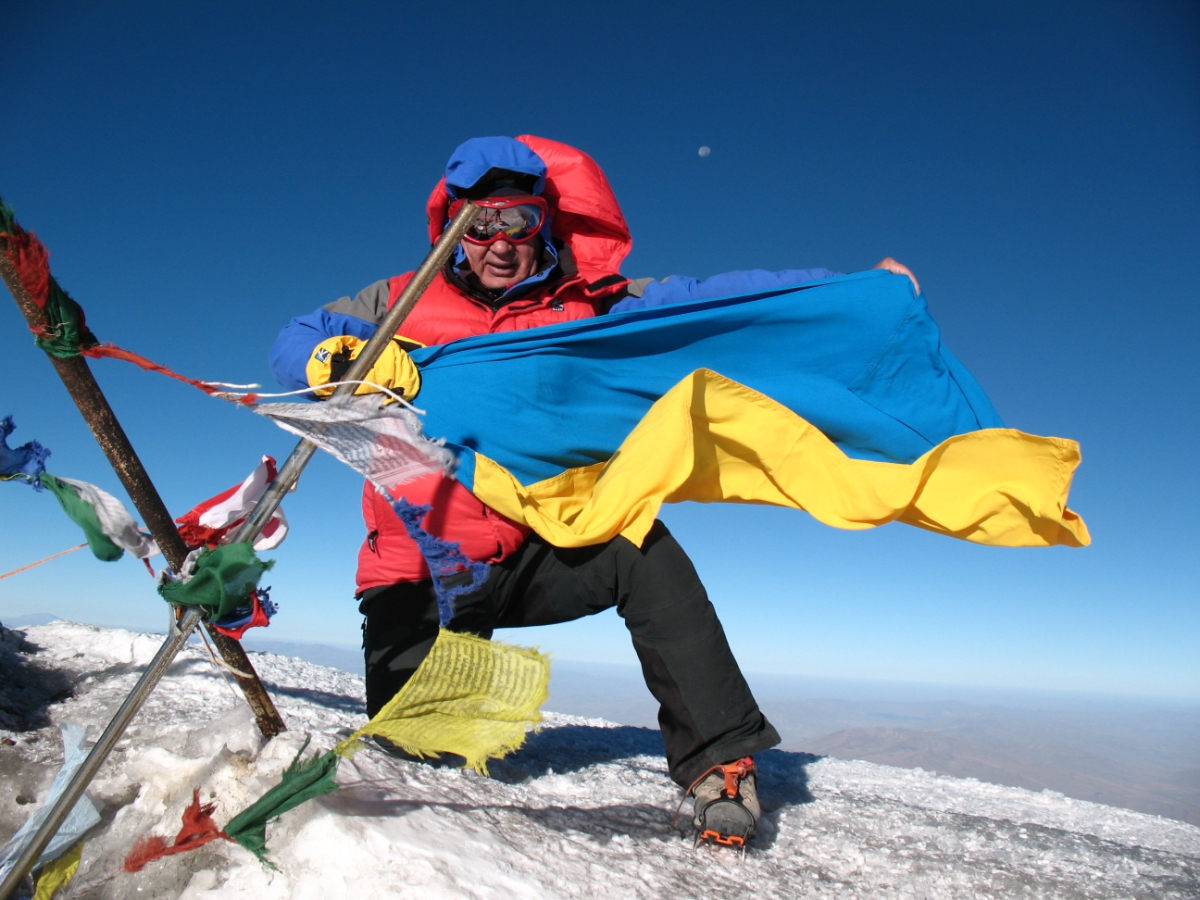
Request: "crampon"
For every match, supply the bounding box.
[674,757,760,852]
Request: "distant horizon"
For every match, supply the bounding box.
[5,611,1197,707]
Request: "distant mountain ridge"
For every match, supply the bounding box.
[792,726,1200,827]
[547,660,1200,828]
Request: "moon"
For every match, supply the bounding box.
[698,146,711,157]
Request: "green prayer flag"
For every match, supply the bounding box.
[33,277,100,359]
[41,473,124,561]
[224,738,340,865]
[157,542,272,619]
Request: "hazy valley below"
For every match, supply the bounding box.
[544,659,1200,828]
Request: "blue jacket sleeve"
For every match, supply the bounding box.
[608,268,842,314]
[270,280,393,390]
[268,308,379,391]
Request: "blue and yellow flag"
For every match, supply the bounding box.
[406,270,1087,550]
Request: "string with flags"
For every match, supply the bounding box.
[2,418,287,638]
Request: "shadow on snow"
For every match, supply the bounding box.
[0,624,76,732]
[328,724,817,851]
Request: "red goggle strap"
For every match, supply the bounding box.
[449,195,547,215]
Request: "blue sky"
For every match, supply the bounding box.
[2,1,1197,698]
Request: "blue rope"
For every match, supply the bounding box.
[389,497,490,626]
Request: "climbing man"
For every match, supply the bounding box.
[269,135,918,846]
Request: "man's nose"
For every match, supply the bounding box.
[489,239,514,255]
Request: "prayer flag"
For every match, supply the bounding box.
[0,417,50,489]
[40,474,157,561]
[0,725,101,883]
[174,456,289,551]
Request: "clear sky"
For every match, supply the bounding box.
[2,1,1197,699]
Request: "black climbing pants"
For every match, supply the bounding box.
[359,520,780,788]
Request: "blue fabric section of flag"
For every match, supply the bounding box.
[609,267,843,313]
[213,589,277,632]
[408,270,1004,488]
[0,416,51,489]
[389,497,491,625]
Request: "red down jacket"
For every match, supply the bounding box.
[343,136,632,590]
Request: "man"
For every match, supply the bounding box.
[270,135,918,846]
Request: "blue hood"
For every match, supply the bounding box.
[444,137,548,198]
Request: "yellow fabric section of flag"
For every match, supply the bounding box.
[32,841,83,900]
[337,630,549,775]
[471,369,1090,549]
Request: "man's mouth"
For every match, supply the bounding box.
[486,262,520,277]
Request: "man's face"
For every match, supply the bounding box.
[462,237,542,290]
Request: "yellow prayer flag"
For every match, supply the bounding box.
[339,630,549,775]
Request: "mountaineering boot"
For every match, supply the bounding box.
[690,757,760,848]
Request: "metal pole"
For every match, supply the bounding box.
[0,607,203,894]
[0,201,479,899]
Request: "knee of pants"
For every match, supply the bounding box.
[621,584,724,648]
[614,523,720,645]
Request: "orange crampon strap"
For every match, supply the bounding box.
[718,757,756,800]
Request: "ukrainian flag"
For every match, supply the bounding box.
[407,270,1088,550]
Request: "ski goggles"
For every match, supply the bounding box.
[450,195,548,245]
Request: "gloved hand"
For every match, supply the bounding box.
[306,336,421,400]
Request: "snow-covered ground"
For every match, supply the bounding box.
[3,621,1198,899]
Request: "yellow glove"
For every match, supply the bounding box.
[306,335,422,400]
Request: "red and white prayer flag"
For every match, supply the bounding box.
[175,456,289,551]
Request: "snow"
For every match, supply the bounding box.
[3,620,1198,899]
